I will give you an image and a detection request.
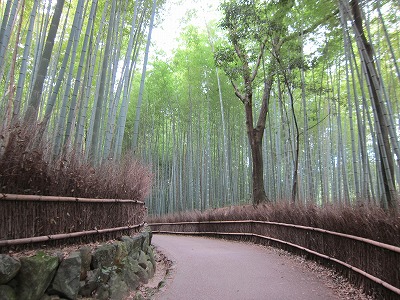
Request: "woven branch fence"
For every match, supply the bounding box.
[150,220,400,300]
[0,194,146,252]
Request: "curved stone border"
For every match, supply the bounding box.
[0,227,155,300]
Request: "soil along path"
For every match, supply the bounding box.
[152,235,340,300]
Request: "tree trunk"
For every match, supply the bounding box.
[13,0,39,123]
[24,0,65,124]
[248,128,267,205]
[112,0,142,159]
[132,0,157,151]
[89,0,116,161]
[64,0,95,153]
[243,88,269,205]
[0,0,18,80]
[3,0,24,131]
[345,0,397,210]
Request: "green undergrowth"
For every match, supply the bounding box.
[0,125,152,201]
[148,202,400,246]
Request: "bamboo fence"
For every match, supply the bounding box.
[0,193,146,252]
[150,220,400,299]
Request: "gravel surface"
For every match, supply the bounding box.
[149,234,372,300]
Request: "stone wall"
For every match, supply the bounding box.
[0,227,155,300]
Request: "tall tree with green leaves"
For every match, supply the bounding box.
[216,0,279,204]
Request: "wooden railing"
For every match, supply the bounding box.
[0,194,146,252]
[150,220,400,300]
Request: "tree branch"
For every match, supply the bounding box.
[256,74,273,133]
[250,37,268,83]
[230,79,245,103]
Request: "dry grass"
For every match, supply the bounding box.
[0,124,152,201]
[148,202,400,246]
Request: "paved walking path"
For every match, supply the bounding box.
[152,234,339,300]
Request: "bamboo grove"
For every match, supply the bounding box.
[0,0,399,215]
[0,0,164,163]
[140,0,400,215]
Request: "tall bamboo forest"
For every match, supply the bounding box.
[0,0,399,216]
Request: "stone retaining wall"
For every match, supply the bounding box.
[0,227,155,300]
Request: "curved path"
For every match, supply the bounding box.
[152,234,339,300]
